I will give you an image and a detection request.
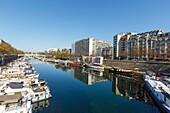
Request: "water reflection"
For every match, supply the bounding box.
[71,68,107,85]
[70,67,155,106]
[32,61,159,113]
[55,64,70,72]
[32,99,50,113]
[111,75,155,105]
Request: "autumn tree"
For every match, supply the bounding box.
[55,51,69,60]
[61,52,69,59]
[0,42,24,55]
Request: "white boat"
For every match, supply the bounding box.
[2,78,52,103]
[1,62,39,79]
[0,93,32,113]
[2,67,25,77]
[144,73,170,113]
[86,63,104,71]
[0,56,52,111]
[30,79,52,103]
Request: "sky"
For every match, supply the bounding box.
[0,0,170,52]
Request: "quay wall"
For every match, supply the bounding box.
[0,55,19,66]
[104,60,170,73]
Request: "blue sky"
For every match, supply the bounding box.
[0,0,170,52]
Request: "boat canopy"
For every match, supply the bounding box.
[0,93,21,105]
[8,82,23,89]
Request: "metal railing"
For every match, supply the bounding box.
[5,102,27,112]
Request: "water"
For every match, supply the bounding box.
[31,60,160,113]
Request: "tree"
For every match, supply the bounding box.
[0,42,24,55]
[61,52,69,60]
[55,51,70,60]
[56,51,62,59]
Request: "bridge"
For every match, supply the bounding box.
[18,54,52,58]
[0,54,53,66]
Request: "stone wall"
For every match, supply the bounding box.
[104,60,170,73]
[0,55,19,66]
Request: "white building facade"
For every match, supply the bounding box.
[71,43,75,54]
[74,38,111,56]
[46,48,70,54]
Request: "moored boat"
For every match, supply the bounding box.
[144,73,170,113]
[109,67,134,76]
[0,93,32,113]
[86,63,104,71]
[0,58,52,104]
[69,62,81,68]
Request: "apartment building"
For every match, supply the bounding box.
[113,29,170,60]
[157,32,170,58]
[96,47,113,59]
[72,38,111,56]
[113,32,136,58]
[46,48,70,54]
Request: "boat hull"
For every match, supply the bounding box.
[109,69,134,76]
[145,81,170,113]
[31,95,52,103]
[86,64,104,71]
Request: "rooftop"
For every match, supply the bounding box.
[0,93,21,105]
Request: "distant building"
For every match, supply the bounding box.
[82,56,104,65]
[46,48,59,53]
[74,38,93,56]
[71,43,75,54]
[74,38,111,56]
[46,48,70,54]
[96,47,113,59]
[102,47,113,59]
